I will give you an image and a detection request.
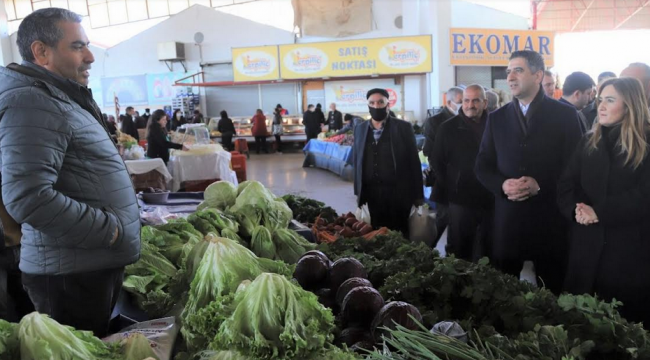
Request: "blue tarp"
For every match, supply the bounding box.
[303,140,353,164]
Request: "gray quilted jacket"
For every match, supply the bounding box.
[0,63,140,275]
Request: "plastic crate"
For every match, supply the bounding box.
[231,153,247,182]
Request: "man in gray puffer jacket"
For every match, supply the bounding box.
[0,8,140,336]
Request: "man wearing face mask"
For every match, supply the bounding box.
[422,86,463,244]
[352,88,423,236]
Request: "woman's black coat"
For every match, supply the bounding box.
[147,123,183,164]
[558,128,650,325]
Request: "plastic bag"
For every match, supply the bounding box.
[355,204,371,224]
[409,205,437,247]
[430,321,468,343]
[103,317,179,360]
[124,145,145,160]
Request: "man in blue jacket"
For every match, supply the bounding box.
[352,88,423,236]
[475,51,582,293]
[0,8,140,336]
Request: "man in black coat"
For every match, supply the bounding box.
[423,86,463,244]
[582,71,617,125]
[327,103,343,131]
[432,85,493,261]
[352,88,423,236]
[302,104,323,142]
[559,71,595,133]
[121,106,139,141]
[475,50,582,293]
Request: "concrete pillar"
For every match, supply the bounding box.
[0,0,13,66]
[401,0,455,110]
[427,0,454,107]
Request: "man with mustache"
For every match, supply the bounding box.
[431,85,493,261]
[0,8,140,336]
[475,50,582,294]
[352,88,423,236]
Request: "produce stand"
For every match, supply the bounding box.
[302,139,354,182]
[5,180,650,360]
[167,149,238,191]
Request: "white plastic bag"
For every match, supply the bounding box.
[103,317,179,360]
[355,204,371,225]
[409,205,437,247]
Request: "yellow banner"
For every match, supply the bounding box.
[278,35,432,79]
[232,46,280,82]
[450,28,555,66]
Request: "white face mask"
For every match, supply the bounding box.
[449,101,461,115]
[176,114,181,119]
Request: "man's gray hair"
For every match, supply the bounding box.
[486,90,499,109]
[446,87,464,101]
[17,8,82,62]
[465,84,486,99]
[628,62,650,81]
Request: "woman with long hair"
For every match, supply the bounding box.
[217,110,236,151]
[558,77,650,325]
[147,110,184,164]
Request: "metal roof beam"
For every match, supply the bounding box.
[571,0,596,30]
[615,0,650,29]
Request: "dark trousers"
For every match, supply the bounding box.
[306,133,319,143]
[435,203,449,243]
[221,132,234,151]
[254,136,268,154]
[275,135,282,152]
[22,267,125,337]
[447,204,490,261]
[364,185,410,237]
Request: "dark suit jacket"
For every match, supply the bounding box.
[558,129,650,325]
[475,92,582,261]
[352,117,423,209]
[327,110,343,131]
[121,115,139,141]
[422,107,455,162]
[431,111,492,209]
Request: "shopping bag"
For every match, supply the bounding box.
[409,205,437,247]
[355,204,371,225]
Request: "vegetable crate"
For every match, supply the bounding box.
[181,178,220,192]
[230,152,247,183]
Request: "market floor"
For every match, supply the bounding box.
[245,150,450,256]
[246,152,358,215]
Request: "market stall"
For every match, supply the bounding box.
[302,139,354,182]
[2,180,649,360]
[125,158,173,192]
[167,149,238,191]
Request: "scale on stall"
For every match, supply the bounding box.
[180,123,210,145]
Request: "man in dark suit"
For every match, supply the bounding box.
[475,50,582,293]
[582,71,616,125]
[352,88,423,236]
[559,71,595,133]
[327,103,343,131]
[423,86,463,244]
[121,106,139,141]
[432,85,493,261]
